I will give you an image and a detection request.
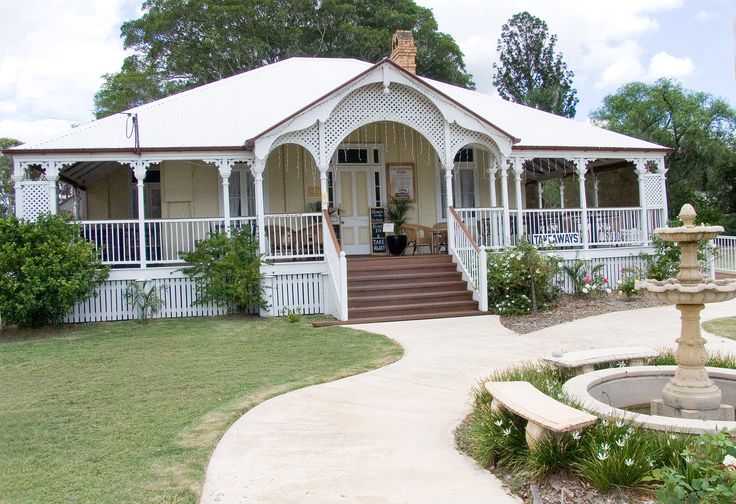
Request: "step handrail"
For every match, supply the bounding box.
[448,206,488,312]
[322,210,348,320]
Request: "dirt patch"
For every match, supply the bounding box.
[501,294,663,334]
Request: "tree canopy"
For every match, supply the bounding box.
[0,137,22,217]
[591,79,736,229]
[94,0,474,117]
[492,11,578,118]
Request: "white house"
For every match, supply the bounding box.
[5,31,671,323]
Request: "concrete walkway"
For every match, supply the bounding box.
[201,299,736,504]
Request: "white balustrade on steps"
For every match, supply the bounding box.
[715,236,736,274]
[322,209,348,321]
[448,207,488,311]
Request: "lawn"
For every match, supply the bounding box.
[0,316,402,504]
[703,316,736,340]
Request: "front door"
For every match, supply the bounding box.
[336,167,373,255]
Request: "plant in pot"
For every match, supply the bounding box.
[386,198,411,255]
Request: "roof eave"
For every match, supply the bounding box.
[512,145,673,154]
[3,145,253,156]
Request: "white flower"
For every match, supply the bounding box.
[648,459,655,467]
[582,287,589,294]
[494,419,503,427]
[600,443,610,452]
[572,431,582,441]
[723,455,736,467]
[557,261,563,267]
[601,419,609,427]
[597,452,608,461]
[615,438,626,448]
[617,361,627,367]
[624,458,634,467]
[502,427,511,437]
[670,434,679,440]
[606,288,612,294]
[615,420,625,428]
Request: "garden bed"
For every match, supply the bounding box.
[456,351,736,504]
[501,294,663,334]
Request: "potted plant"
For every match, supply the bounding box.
[386,198,411,255]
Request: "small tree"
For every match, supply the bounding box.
[180,227,267,312]
[492,11,578,118]
[0,137,22,216]
[0,214,109,327]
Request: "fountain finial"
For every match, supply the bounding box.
[679,204,697,228]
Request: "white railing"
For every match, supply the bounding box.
[520,209,584,248]
[454,207,505,249]
[322,210,348,320]
[715,236,736,273]
[145,217,226,264]
[647,208,667,236]
[263,213,323,261]
[230,216,257,235]
[587,208,643,246]
[449,207,488,311]
[80,220,140,265]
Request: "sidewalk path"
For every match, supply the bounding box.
[201,299,736,504]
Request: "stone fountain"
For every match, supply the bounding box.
[563,204,736,433]
[637,204,736,421]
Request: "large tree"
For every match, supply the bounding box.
[591,79,736,228]
[95,0,474,117]
[492,11,578,118]
[0,138,22,217]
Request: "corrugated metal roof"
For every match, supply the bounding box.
[11,57,666,154]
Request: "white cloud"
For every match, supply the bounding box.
[695,11,717,22]
[646,51,694,79]
[0,119,76,144]
[0,0,136,142]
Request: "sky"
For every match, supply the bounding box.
[0,0,734,145]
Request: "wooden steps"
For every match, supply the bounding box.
[343,254,481,323]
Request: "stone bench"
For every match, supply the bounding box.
[542,346,660,375]
[485,381,597,449]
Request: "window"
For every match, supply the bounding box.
[438,149,478,220]
[337,148,368,164]
[228,166,256,216]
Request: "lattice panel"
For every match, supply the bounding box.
[19,181,50,221]
[271,122,320,162]
[324,83,445,159]
[448,123,502,162]
[643,174,664,208]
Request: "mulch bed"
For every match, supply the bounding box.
[500,294,663,334]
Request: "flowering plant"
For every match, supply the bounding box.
[562,259,611,295]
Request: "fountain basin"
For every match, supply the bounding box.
[563,366,736,434]
[653,226,723,243]
[636,278,736,305]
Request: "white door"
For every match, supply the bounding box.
[337,167,373,255]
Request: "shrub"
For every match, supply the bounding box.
[181,227,267,312]
[125,280,167,323]
[655,431,736,504]
[617,267,642,298]
[487,239,561,315]
[0,214,109,327]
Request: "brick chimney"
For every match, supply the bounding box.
[390,30,417,74]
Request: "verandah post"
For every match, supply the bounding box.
[133,161,148,269]
[499,161,511,246]
[444,162,454,250]
[251,157,267,256]
[216,159,232,236]
[635,159,649,246]
[512,157,524,239]
[574,158,589,250]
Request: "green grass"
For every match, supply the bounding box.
[0,316,403,504]
[703,316,736,340]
